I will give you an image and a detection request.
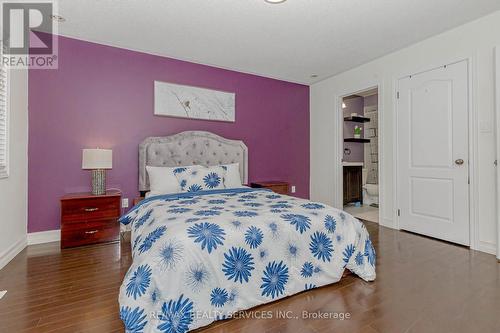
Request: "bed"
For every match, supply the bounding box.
[118,131,376,333]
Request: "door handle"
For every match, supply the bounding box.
[455,159,464,165]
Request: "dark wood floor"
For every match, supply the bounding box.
[1,222,499,333]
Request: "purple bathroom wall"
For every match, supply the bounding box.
[343,97,364,162]
[364,94,378,108]
[28,35,310,233]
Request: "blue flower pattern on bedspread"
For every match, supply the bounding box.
[210,288,228,307]
[309,231,334,262]
[187,222,225,253]
[138,226,167,254]
[126,265,152,300]
[222,247,255,283]
[261,260,289,299]
[121,306,147,333]
[119,188,376,332]
[157,294,193,333]
[280,214,311,234]
[244,226,263,249]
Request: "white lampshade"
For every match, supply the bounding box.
[82,149,112,170]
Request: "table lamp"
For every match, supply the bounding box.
[82,148,112,195]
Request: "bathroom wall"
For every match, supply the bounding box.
[342,97,364,162]
[363,94,378,184]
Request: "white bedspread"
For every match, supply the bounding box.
[119,188,376,332]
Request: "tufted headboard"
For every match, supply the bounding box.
[139,131,248,194]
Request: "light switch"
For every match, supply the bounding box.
[291,186,296,193]
[122,198,129,208]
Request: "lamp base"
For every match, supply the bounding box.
[91,169,106,195]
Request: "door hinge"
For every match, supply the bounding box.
[397,209,401,217]
[396,91,400,99]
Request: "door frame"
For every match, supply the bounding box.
[495,46,500,260]
[395,57,478,249]
[334,80,385,225]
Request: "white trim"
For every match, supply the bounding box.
[0,236,26,270]
[394,57,478,249]
[0,66,10,179]
[476,240,496,256]
[468,55,479,253]
[334,80,387,227]
[495,46,500,260]
[27,229,61,245]
[393,79,400,229]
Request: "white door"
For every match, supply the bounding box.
[397,61,469,245]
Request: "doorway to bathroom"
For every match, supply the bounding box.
[342,87,379,223]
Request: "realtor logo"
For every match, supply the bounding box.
[1,1,58,69]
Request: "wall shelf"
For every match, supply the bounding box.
[344,138,370,143]
[344,116,371,123]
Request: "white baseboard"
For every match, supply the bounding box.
[27,229,61,245]
[0,236,27,270]
[473,241,496,256]
[380,217,395,229]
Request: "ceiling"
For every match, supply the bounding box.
[55,0,500,85]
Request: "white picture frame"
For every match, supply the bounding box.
[154,81,235,122]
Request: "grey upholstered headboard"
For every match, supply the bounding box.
[139,131,248,193]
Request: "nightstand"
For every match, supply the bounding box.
[133,197,145,206]
[250,181,289,195]
[60,190,121,248]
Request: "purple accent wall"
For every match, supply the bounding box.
[28,36,310,233]
[343,97,364,162]
[364,94,378,108]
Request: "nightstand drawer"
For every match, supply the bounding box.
[269,184,289,195]
[61,219,119,248]
[251,181,289,195]
[61,197,120,223]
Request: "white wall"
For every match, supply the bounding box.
[310,10,500,255]
[496,47,500,260]
[0,68,28,269]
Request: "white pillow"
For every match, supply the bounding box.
[222,163,243,188]
[146,165,200,195]
[175,165,226,192]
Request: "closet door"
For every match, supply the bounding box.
[397,60,470,245]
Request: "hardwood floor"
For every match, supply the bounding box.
[1,222,499,333]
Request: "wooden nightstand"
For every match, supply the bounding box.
[250,181,289,195]
[60,190,121,248]
[133,197,145,206]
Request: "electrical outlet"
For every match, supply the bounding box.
[291,186,296,193]
[122,198,129,208]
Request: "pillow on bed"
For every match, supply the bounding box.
[175,165,226,192]
[221,163,243,188]
[146,165,201,195]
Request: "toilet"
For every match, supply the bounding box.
[362,168,379,206]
